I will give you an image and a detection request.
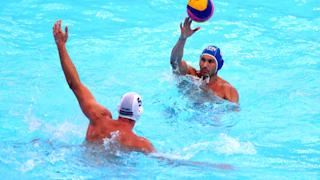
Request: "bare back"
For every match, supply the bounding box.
[86,115,155,153]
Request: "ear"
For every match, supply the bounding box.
[138,107,143,116]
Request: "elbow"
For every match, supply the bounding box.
[170,59,175,68]
[67,80,73,89]
[170,50,177,66]
[170,57,179,70]
[170,54,175,66]
[67,79,81,91]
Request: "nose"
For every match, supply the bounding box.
[202,60,209,67]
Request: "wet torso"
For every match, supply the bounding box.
[187,67,235,102]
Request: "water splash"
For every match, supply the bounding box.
[102,130,122,157]
[213,133,257,155]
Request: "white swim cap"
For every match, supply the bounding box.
[117,92,143,121]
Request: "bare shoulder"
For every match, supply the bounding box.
[135,135,155,153]
[228,85,239,102]
[217,76,239,103]
[86,102,112,124]
[118,131,155,153]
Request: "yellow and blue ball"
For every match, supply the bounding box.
[187,0,214,22]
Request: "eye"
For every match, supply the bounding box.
[208,59,214,63]
[201,57,206,62]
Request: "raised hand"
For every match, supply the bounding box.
[179,17,200,40]
[53,20,68,47]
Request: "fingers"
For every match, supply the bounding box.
[182,17,193,29]
[183,17,188,28]
[53,21,56,34]
[58,20,62,32]
[65,26,68,39]
[53,20,67,37]
[187,18,192,27]
[193,26,200,32]
[53,20,60,32]
[53,21,60,37]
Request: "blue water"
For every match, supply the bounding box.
[1,0,320,179]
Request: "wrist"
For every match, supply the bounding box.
[179,35,186,41]
[57,43,66,50]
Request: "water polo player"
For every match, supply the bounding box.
[170,17,239,103]
[53,20,155,153]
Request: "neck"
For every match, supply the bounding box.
[208,74,218,84]
[118,117,135,129]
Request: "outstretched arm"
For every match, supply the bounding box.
[170,17,200,75]
[53,20,111,123]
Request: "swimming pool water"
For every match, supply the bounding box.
[0,0,319,179]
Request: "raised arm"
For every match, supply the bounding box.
[170,17,200,75]
[53,20,111,123]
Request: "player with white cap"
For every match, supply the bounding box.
[118,92,143,121]
[53,20,155,153]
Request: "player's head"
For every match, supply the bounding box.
[117,92,143,121]
[199,45,224,77]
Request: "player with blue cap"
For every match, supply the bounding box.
[170,17,239,103]
[200,45,224,74]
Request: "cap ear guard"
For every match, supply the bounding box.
[136,106,143,119]
[134,95,143,120]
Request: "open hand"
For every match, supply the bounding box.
[53,20,68,46]
[180,17,200,40]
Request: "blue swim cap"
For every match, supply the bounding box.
[201,45,224,73]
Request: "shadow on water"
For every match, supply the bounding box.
[159,75,240,129]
